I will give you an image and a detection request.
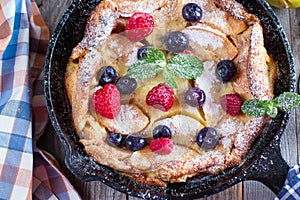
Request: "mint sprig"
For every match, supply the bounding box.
[273,92,300,110]
[241,99,269,117]
[126,47,203,88]
[241,92,300,118]
[168,54,203,79]
[163,67,178,88]
[126,47,166,79]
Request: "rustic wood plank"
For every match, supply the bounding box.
[78,181,127,200]
[202,184,242,200]
[243,181,275,200]
[290,8,300,164]
[35,0,73,33]
[275,7,299,166]
[126,184,242,200]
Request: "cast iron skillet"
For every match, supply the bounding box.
[44,0,296,199]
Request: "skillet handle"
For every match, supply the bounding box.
[244,136,289,194]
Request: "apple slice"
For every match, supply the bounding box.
[182,24,238,61]
[97,104,149,135]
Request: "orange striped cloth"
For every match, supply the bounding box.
[0,0,81,199]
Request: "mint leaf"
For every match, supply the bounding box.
[265,105,278,118]
[167,54,203,79]
[127,59,165,79]
[126,47,204,88]
[127,47,166,79]
[241,99,269,117]
[242,92,300,118]
[144,46,166,61]
[163,68,178,88]
[273,92,300,111]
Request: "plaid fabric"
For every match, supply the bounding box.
[276,165,300,200]
[0,0,81,199]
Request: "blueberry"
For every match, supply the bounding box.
[166,31,189,53]
[153,125,172,139]
[116,76,137,94]
[137,46,148,59]
[182,3,202,23]
[98,66,117,86]
[124,135,146,151]
[185,87,206,107]
[196,127,219,150]
[216,60,237,82]
[107,132,123,147]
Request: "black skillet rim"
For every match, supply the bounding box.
[44,0,296,199]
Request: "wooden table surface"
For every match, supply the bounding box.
[36,0,300,199]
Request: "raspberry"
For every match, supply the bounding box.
[150,138,173,155]
[125,12,154,42]
[146,83,174,112]
[220,93,243,116]
[183,49,194,55]
[93,84,120,119]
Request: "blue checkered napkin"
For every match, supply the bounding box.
[0,0,34,198]
[276,165,300,200]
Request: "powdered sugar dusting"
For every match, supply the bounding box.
[129,145,194,170]
[182,28,224,50]
[195,61,225,125]
[72,49,103,132]
[248,23,272,100]
[220,137,232,149]
[216,0,249,20]
[185,0,207,8]
[80,1,119,50]
[117,0,167,17]
[129,151,152,170]
[217,117,243,149]
[99,104,149,135]
[203,10,227,32]
[217,117,243,137]
[126,46,140,66]
[77,50,102,90]
[234,117,265,153]
[151,115,202,146]
[109,40,119,49]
